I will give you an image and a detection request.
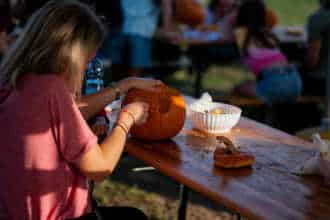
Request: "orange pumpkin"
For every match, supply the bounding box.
[122,86,186,141]
[175,0,206,27]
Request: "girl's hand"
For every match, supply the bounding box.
[118,77,163,93]
[118,102,149,128]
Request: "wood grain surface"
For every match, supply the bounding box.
[125,97,329,220]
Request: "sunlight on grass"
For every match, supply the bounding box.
[94,179,234,220]
[164,64,254,96]
[94,179,177,220]
[265,0,318,25]
[202,64,254,91]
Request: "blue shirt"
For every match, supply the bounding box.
[121,0,160,38]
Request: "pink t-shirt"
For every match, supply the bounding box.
[244,47,288,75]
[0,74,98,220]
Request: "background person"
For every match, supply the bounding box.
[233,0,302,105]
[203,0,239,61]
[102,0,174,84]
[303,0,330,97]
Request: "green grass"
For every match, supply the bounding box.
[94,180,177,220]
[265,0,319,25]
[94,178,233,220]
[163,64,254,96]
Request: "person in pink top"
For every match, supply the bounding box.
[233,0,302,105]
[0,0,163,219]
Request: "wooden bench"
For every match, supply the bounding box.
[211,95,324,134]
[213,95,324,107]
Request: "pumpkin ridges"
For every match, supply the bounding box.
[159,86,171,139]
[160,91,186,138]
[158,86,164,140]
[152,86,162,139]
[128,88,160,139]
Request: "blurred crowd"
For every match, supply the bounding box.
[1,0,330,105]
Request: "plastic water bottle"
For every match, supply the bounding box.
[85,58,104,95]
[85,57,109,138]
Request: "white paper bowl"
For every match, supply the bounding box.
[188,102,242,134]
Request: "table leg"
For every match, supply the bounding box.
[178,184,189,220]
[131,166,155,172]
[235,213,242,220]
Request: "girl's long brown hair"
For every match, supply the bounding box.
[0,0,105,96]
[236,0,279,56]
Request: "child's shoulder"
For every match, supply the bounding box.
[21,74,69,97]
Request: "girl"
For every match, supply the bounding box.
[0,0,162,219]
[234,0,302,105]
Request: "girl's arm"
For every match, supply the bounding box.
[78,86,118,120]
[76,102,149,182]
[78,78,162,120]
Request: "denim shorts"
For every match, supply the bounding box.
[256,65,303,106]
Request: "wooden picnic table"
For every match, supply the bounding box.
[272,25,307,45]
[124,96,330,220]
[272,25,308,64]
